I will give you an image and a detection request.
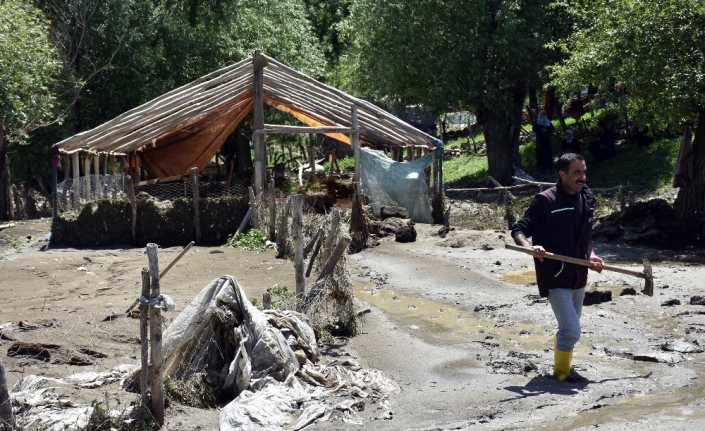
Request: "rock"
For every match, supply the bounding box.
[380,205,408,220]
[395,225,417,243]
[662,339,703,354]
[592,220,623,240]
[620,287,637,296]
[438,226,450,238]
[382,217,404,234]
[632,352,683,364]
[584,290,612,306]
[661,299,681,306]
[690,295,705,305]
[639,215,657,233]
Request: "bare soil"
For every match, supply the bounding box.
[2,218,705,430]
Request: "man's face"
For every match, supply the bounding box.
[559,160,587,194]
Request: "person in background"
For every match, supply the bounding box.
[511,153,604,381]
[533,110,555,169]
[561,129,581,155]
[587,121,615,161]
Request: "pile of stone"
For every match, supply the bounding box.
[371,205,417,243]
[592,198,686,248]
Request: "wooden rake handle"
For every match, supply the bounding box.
[505,244,647,279]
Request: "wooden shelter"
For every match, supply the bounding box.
[55,51,438,195]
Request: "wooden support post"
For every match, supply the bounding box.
[139,267,150,409]
[0,357,15,431]
[268,179,276,242]
[225,159,234,196]
[291,194,305,310]
[253,50,266,195]
[191,168,201,244]
[321,208,341,264]
[146,244,164,426]
[263,292,271,310]
[93,154,100,200]
[127,176,137,245]
[276,196,292,259]
[328,147,337,177]
[83,153,92,202]
[308,133,316,182]
[619,185,626,211]
[351,105,361,205]
[305,234,322,278]
[248,186,258,230]
[72,152,80,208]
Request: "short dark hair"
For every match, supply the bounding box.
[557,153,585,173]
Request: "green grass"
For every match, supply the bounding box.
[443,152,489,184]
[322,155,355,171]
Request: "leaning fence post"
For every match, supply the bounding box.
[146,244,164,426]
[139,268,150,409]
[291,194,305,310]
[191,168,201,245]
[268,179,276,242]
[127,175,137,245]
[305,232,323,278]
[321,208,341,264]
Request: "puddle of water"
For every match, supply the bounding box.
[353,279,551,351]
[533,368,705,430]
[499,269,536,285]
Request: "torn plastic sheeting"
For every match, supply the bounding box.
[138,293,176,311]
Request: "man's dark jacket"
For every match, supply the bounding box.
[511,181,597,297]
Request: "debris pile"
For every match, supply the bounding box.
[592,198,686,248]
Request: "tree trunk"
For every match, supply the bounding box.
[482,86,525,185]
[0,124,14,222]
[674,108,705,244]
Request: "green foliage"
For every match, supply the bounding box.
[442,154,489,185]
[549,0,705,129]
[0,0,59,146]
[226,228,270,250]
[267,284,295,309]
[322,155,355,171]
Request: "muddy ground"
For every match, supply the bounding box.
[2,218,705,430]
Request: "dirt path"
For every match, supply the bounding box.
[3,219,705,430]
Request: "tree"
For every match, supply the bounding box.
[549,0,705,243]
[347,0,560,184]
[0,1,59,221]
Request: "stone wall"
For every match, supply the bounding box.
[51,194,248,248]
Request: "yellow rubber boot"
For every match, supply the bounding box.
[553,348,573,381]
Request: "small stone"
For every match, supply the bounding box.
[661,299,681,307]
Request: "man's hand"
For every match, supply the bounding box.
[589,255,604,273]
[532,245,546,262]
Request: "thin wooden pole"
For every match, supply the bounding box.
[308,133,316,182]
[268,179,276,242]
[146,244,164,426]
[139,268,150,409]
[305,235,322,278]
[253,50,266,195]
[248,186,258,230]
[291,194,305,310]
[276,195,291,259]
[351,105,361,204]
[191,168,201,244]
[93,154,100,200]
[316,234,352,282]
[127,175,137,245]
[72,152,80,209]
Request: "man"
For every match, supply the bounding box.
[511,153,604,381]
[561,129,581,155]
[587,121,615,161]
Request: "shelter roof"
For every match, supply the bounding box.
[55,56,436,156]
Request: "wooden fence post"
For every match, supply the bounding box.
[248,187,258,230]
[305,234,322,278]
[139,268,150,409]
[127,175,137,245]
[619,185,626,211]
[276,196,292,258]
[191,168,201,244]
[316,234,352,282]
[291,194,305,310]
[268,179,276,242]
[0,357,15,431]
[321,208,340,264]
[146,244,164,426]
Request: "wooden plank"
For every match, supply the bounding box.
[255,125,366,135]
[191,168,200,244]
[291,194,305,311]
[146,244,164,426]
